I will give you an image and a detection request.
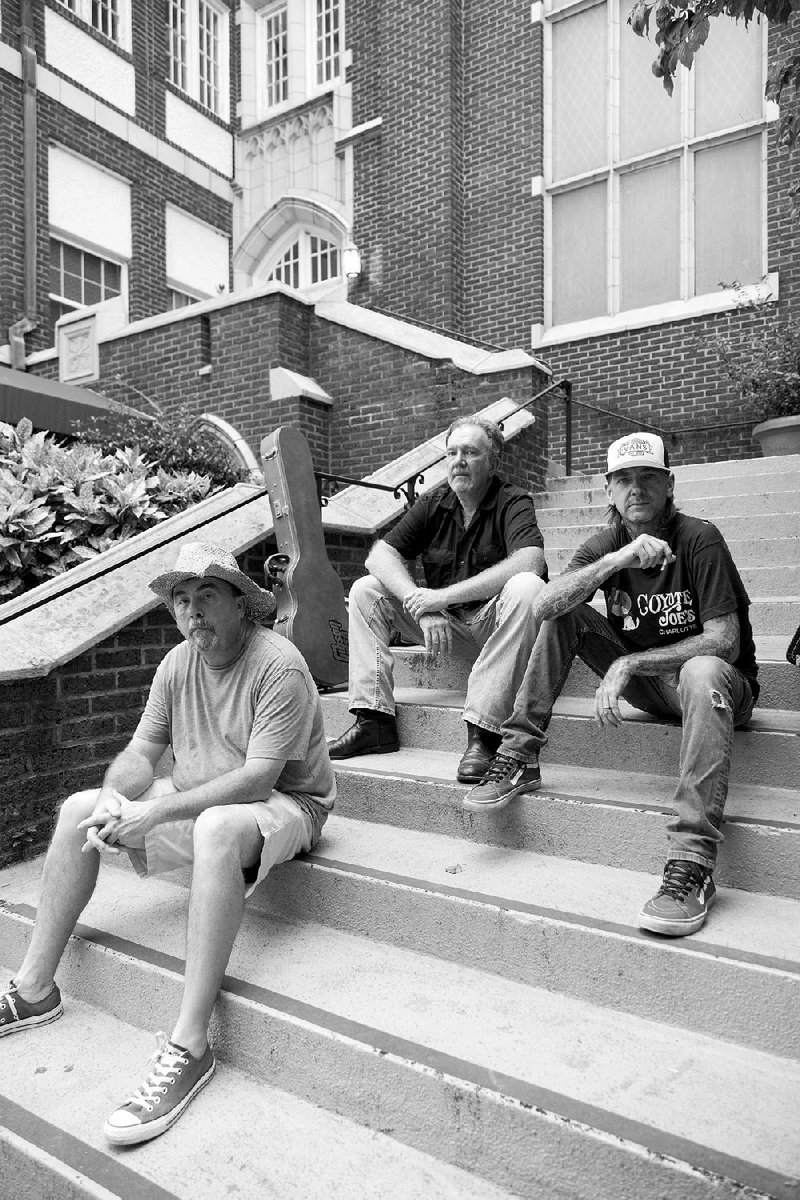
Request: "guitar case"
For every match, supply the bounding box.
[261,426,349,689]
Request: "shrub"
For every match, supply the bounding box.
[0,418,215,601]
[714,323,800,423]
[76,408,244,489]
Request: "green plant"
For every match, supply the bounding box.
[713,323,800,422]
[0,418,215,601]
[76,408,244,489]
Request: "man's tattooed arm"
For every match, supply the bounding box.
[621,612,741,676]
[535,532,676,623]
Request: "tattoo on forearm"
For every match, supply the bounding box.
[539,561,611,620]
[628,614,740,675]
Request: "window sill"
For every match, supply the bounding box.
[532,274,779,348]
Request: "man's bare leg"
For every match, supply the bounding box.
[13,790,103,1002]
[169,806,263,1056]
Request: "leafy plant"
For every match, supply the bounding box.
[75,408,244,490]
[712,323,800,422]
[0,418,215,601]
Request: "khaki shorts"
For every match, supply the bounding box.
[80,778,314,898]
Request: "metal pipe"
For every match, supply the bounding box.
[9,0,39,367]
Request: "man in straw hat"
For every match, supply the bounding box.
[0,542,334,1144]
[463,433,759,938]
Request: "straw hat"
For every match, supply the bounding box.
[149,542,276,624]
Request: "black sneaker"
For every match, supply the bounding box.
[639,860,716,937]
[462,753,541,812]
[0,980,62,1037]
[104,1033,215,1146]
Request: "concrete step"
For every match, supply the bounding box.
[324,744,800,899]
[536,491,800,523]
[392,642,800,710]
[538,512,799,544]
[321,689,800,790]
[546,535,800,570]
[0,963,512,1200]
[1,872,799,1200]
[544,454,800,495]
[254,815,800,1061]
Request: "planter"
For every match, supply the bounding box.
[752,414,800,456]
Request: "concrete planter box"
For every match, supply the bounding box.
[753,414,800,456]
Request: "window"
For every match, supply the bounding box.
[167,0,229,118]
[545,0,767,330]
[263,5,288,108]
[49,237,123,327]
[267,230,340,290]
[56,0,126,47]
[315,0,341,86]
[257,0,343,114]
[169,288,202,310]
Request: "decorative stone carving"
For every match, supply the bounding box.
[243,102,333,160]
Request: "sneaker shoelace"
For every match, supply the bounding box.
[657,860,706,900]
[124,1034,189,1113]
[480,754,520,785]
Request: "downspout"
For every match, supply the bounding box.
[9,0,39,369]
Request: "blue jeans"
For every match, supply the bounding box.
[499,604,755,869]
[347,572,547,735]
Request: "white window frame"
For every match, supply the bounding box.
[167,0,230,120]
[540,0,774,344]
[264,227,342,295]
[49,233,127,326]
[55,0,131,51]
[257,0,344,117]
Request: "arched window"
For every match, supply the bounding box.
[266,229,340,291]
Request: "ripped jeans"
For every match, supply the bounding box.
[499,604,755,869]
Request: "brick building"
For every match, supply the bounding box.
[0,1,797,475]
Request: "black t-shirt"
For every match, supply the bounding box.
[383,476,546,613]
[566,512,759,699]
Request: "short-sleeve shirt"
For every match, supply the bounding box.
[134,625,336,837]
[565,512,759,700]
[383,476,546,613]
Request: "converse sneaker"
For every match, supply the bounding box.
[0,980,62,1037]
[639,860,716,937]
[104,1032,215,1146]
[463,752,541,811]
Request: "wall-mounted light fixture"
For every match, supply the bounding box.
[342,239,362,280]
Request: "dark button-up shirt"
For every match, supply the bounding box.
[383,476,546,614]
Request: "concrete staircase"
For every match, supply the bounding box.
[1,455,799,1199]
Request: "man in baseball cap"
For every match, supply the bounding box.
[464,433,759,939]
[0,541,334,1144]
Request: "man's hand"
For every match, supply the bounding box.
[620,534,676,572]
[78,791,155,855]
[403,587,449,622]
[418,612,453,659]
[593,658,635,727]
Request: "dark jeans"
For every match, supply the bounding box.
[499,604,755,869]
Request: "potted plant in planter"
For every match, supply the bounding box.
[718,323,800,456]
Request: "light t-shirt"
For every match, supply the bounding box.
[134,625,336,836]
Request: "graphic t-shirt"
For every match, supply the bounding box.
[134,626,336,836]
[565,512,759,699]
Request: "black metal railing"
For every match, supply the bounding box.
[314,379,571,508]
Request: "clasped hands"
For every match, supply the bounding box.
[78,788,153,856]
[403,588,452,659]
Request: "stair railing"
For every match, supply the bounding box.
[315,379,572,508]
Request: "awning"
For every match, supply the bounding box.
[0,365,121,436]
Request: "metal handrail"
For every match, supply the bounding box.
[314,379,571,507]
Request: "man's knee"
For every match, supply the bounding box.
[500,572,546,607]
[678,657,732,706]
[348,573,387,614]
[58,788,100,827]
[193,806,261,869]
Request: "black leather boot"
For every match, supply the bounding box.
[457,723,501,783]
[328,713,399,759]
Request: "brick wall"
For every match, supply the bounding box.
[0,0,234,353]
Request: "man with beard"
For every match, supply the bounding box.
[0,542,334,1143]
[327,415,548,783]
[464,433,759,937]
